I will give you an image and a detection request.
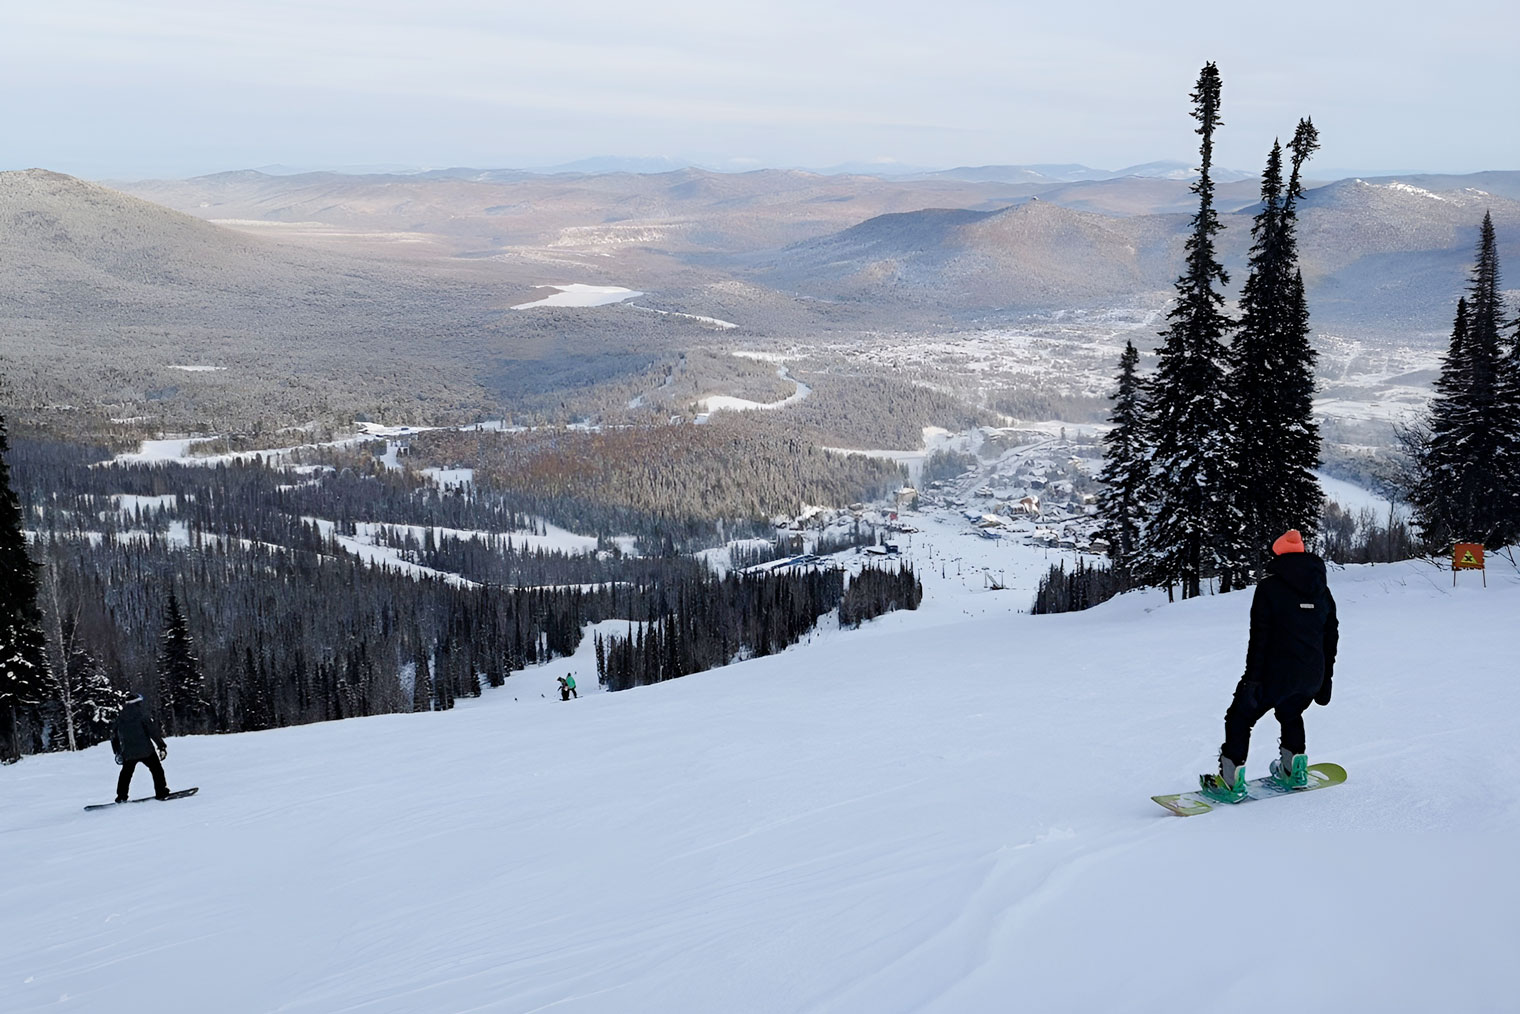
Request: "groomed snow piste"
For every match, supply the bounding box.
[3,555,1517,1013]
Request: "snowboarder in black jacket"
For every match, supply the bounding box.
[110,693,171,802]
[1201,529,1339,800]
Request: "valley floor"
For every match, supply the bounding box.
[3,546,1517,1013]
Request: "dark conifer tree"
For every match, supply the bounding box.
[157,591,207,734]
[1142,62,1242,598]
[1095,341,1149,582]
[1495,257,1520,539]
[1227,120,1324,579]
[0,415,50,762]
[1274,119,1327,539]
[1408,298,1471,545]
[243,647,274,731]
[1410,214,1512,546]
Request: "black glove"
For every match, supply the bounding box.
[158,746,168,761]
[1315,674,1332,707]
[114,753,123,766]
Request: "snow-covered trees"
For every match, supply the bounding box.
[0,415,50,762]
[1094,341,1148,582]
[596,567,853,691]
[838,565,923,629]
[1407,213,1519,548]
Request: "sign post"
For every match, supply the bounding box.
[1452,543,1486,587]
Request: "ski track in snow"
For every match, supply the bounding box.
[697,366,811,414]
[3,505,1518,1011]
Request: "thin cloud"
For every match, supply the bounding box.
[3,0,1516,177]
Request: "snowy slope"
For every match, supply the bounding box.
[3,553,1518,1014]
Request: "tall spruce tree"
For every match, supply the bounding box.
[1410,299,1472,545]
[1495,255,1520,542]
[1411,214,1511,547]
[412,642,433,712]
[1227,120,1324,579]
[1141,62,1242,598]
[0,414,51,762]
[157,591,207,734]
[1272,121,1326,543]
[1095,341,1149,581]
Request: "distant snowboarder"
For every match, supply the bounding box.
[557,676,569,702]
[110,693,172,802]
[1200,529,1339,801]
[565,673,577,699]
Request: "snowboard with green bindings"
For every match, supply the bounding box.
[1152,762,1346,817]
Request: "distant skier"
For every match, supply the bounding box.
[1201,529,1339,801]
[111,693,172,802]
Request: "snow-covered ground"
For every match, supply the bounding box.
[1317,470,1405,519]
[5,515,1516,1012]
[629,304,739,329]
[299,518,602,588]
[698,366,812,414]
[511,284,643,309]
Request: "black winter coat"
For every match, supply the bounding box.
[1244,552,1339,702]
[111,698,166,761]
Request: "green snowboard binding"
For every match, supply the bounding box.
[1270,747,1310,789]
[1199,754,1248,803]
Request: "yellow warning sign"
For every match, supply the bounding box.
[1453,543,1485,570]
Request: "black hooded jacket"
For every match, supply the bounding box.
[111,696,166,761]
[1244,552,1339,701]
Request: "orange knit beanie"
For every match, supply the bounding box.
[1272,529,1306,555]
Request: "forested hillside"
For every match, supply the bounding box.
[412,418,906,529]
[0,433,915,760]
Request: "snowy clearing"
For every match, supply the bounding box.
[420,466,475,489]
[511,284,643,309]
[1317,471,1405,518]
[629,304,739,329]
[346,520,600,558]
[698,367,812,413]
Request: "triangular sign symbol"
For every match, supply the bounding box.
[1460,551,1477,565]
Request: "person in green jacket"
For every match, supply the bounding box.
[561,673,577,700]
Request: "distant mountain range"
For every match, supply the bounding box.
[225,157,1270,183]
[14,164,1520,368]
[913,161,1258,185]
[760,174,1520,335]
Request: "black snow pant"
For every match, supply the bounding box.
[117,754,169,801]
[1221,679,1314,766]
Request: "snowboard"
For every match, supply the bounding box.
[1152,763,1345,817]
[85,787,199,811]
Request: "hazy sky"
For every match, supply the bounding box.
[3,0,1516,179]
